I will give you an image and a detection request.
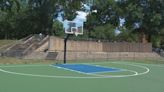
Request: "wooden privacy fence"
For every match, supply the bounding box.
[102,42,152,52]
[49,37,152,52]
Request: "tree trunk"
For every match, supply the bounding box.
[138,29,148,43]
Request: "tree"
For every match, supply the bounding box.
[116,27,139,42]
[52,20,64,37]
[27,0,85,35]
[0,0,85,39]
[0,0,20,39]
[90,23,115,41]
[85,0,120,40]
[88,0,119,26]
[117,0,164,43]
[160,28,164,49]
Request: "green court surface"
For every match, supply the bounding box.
[0,61,164,92]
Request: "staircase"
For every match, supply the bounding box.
[3,35,49,58]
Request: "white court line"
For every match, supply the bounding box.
[0,62,150,79]
[82,63,123,70]
[88,61,164,68]
[83,62,139,75]
[145,64,164,68]
[109,61,164,68]
[52,63,139,77]
[82,63,137,74]
[0,64,49,68]
[50,65,105,77]
[111,62,149,75]
[53,64,124,74]
[123,62,164,68]
[86,61,164,66]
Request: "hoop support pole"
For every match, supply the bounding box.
[63,34,71,64]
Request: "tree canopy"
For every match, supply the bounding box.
[0,0,163,47]
[116,0,164,46]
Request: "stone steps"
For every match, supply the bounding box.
[3,35,49,58]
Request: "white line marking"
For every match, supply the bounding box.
[122,62,164,68]
[52,64,123,74]
[0,64,49,68]
[83,63,138,74]
[82,63,123,70]
[0,62,150,79]
[86,61,164,67]
[50,65,101,76]
[112,62,149,75]
[51,64,139,77]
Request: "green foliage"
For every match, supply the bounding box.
[90,0,119,26]
[160,28,164,48]
[90,23,115,41]
[0,0,87,39]
[52,20,64,37]
[63,0,82,20]
[0,0,163,45]
[117,0,164,42]
[151,35,161,48]
[116,28,139,42]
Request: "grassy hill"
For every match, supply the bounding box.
[0,40,17,50]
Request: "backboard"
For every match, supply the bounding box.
[64,21,83,36]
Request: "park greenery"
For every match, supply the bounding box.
[0,0,163,48]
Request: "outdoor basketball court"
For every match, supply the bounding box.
[0,61,164,92]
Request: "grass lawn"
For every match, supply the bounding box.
[0,40,17,51]
[0,40,16,47]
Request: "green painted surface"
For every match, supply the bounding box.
[0,61,164,92]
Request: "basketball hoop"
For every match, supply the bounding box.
[64,21,83,36]
[63,21,84,64]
